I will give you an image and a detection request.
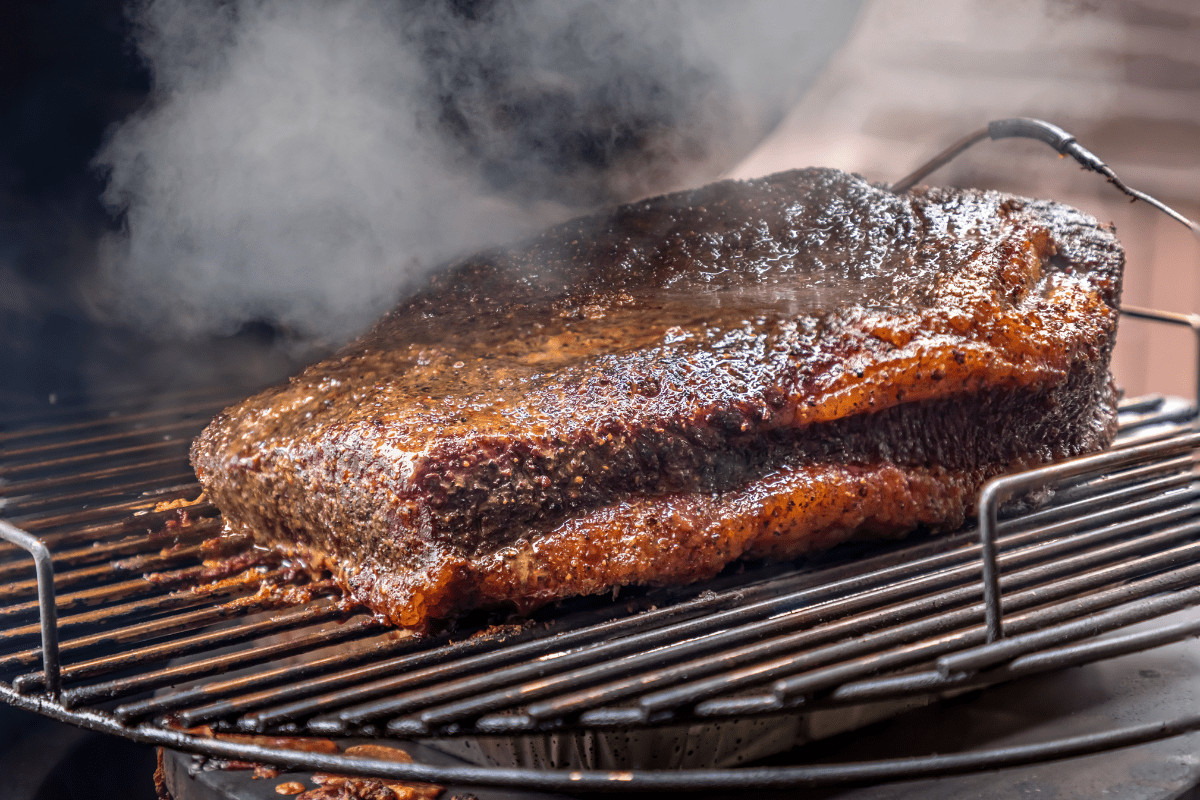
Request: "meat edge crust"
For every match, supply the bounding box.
[237,373,1115,629]
[193,179,1125,630]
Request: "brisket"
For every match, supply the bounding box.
[191,167,1124,628]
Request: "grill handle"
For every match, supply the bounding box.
[975,430,1200,642]
[0,520,59,698]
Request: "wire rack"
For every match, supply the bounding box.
[3,308,1200,793]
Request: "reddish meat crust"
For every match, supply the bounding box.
[191,168,1123,628]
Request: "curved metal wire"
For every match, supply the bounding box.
[4,313,1200,790]
[2,680,1200,792]
[890,117,1200,242]
[3,428,1200,789]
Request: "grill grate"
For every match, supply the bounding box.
[4,308,1200,792]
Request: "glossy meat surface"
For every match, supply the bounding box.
[192,168,1123,628]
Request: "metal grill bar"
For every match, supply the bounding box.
[1006,613,1200,674]
[4,371,1200,788]
[1121,305,1200,403]
[0,570,293,673]
[2,457,198,497]
[17,598,348,695]
[830,602,1200,703]
[0,519,59,697]
[461,512,1200,731]
[0,560,274,634]
[229,460,1200,734]
[4,478,203,522]
[245,586,799,733]
[0,394,238,445]
[976,431,1200,642]
[938,574,1200,675]
[588,525,1200,726]
[281,476,1200,735]
[10,421,1197,736]
[0,532,207,584]
[61,620,384,710]
[773,555,1200,698]
[0,438,192,478]
[4,489,211,533]
[0,535,224,604]
[4,677,1200,793]
[171,636,457,728]
[106,625,407,721]
[2,418,215,460]
[495,497,1200,729]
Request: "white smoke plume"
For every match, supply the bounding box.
[91,0,859,344]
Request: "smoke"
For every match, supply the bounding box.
[89,0,859,344]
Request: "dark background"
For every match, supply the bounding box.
[1,0,153,405]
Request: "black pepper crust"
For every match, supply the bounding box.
[191,167,1123,628]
